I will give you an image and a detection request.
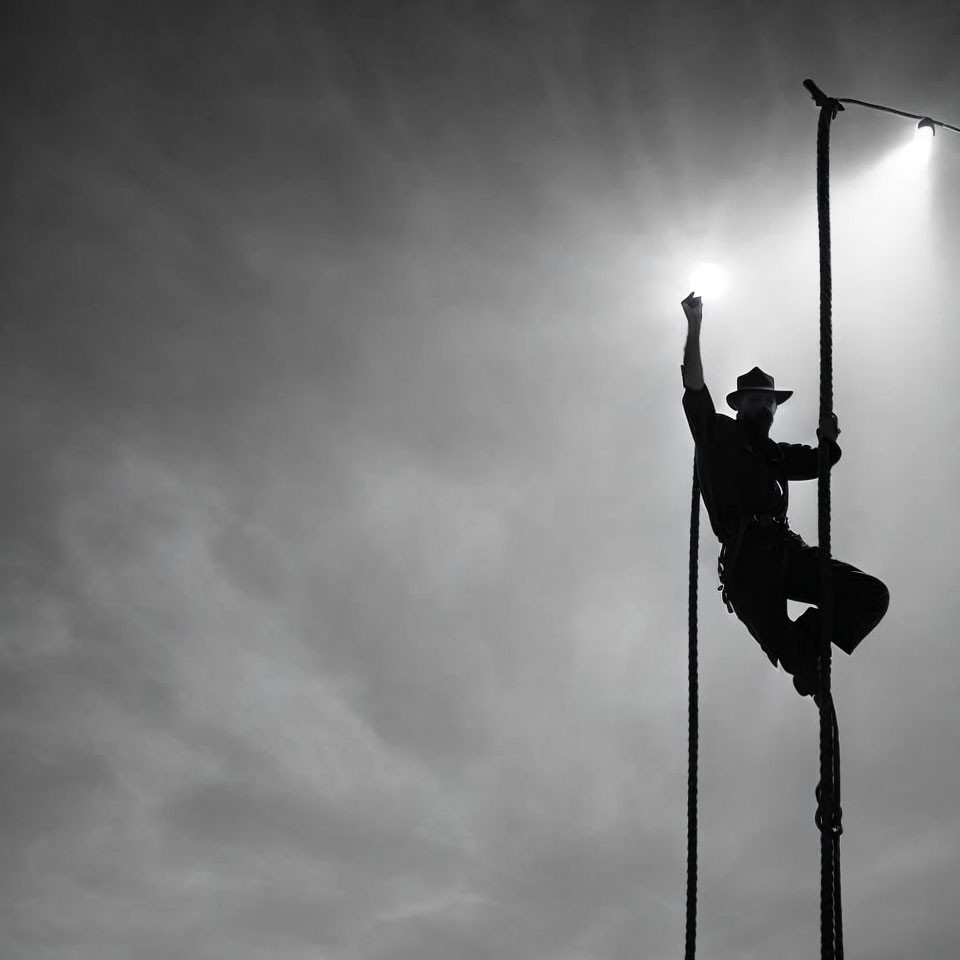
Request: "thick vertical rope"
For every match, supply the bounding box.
[805,78,845,960]
[685,458,700,960]
[831,702,844,960]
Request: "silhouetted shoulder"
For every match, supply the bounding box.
[683,384,732,444]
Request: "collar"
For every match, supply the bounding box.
[738,423,783,460]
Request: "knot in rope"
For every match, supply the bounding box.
[804,79,846,119]
[815,783,844,838]
[815,694,844,838]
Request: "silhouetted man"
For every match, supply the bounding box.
[680,292,889,696]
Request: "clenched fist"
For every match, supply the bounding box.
[817,413,841,444]
[681,291,702,325]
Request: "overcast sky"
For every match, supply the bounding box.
[3,2,960,958]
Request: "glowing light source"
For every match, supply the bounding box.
[689,261,728,300]
[880,118,936,178]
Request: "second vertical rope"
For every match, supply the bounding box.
[685,459,700,960]
[813,92,843,960]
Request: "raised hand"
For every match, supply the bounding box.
[681,291,702,325]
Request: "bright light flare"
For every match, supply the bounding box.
[875,123,935,181]
[911,124,933,167]
[894,123,934,171]
[689,261,728,300]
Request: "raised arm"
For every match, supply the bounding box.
[680,292,704,390]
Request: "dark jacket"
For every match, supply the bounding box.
[682,384,841,543]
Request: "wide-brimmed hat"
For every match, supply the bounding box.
[725,366,793,410]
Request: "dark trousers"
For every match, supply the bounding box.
[722,525,889,690]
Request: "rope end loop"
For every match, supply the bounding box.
[803,78,845,119]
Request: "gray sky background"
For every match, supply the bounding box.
[3,3,960,958]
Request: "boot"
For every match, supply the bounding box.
[787,608,820,697]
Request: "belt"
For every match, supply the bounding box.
[750,512,789,530]
[722,512,789,547]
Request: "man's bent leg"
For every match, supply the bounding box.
[831,559,889,654]
[724,581,818,694]
[721,532,823,694]
[784,541,890,655]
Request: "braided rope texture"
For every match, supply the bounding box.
[685,460,700,960]
[814,95,843,960]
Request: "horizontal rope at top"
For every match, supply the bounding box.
[837,97,960,136]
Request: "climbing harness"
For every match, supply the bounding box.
[683,79,958,960]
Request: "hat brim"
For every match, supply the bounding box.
[726,388,793,411]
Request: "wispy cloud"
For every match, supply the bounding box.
[4,3,960,959]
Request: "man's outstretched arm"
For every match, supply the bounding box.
[680,291,704,390]
[680,292,717,446]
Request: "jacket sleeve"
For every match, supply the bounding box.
[779,439,842,480]
[682,382,717,446]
